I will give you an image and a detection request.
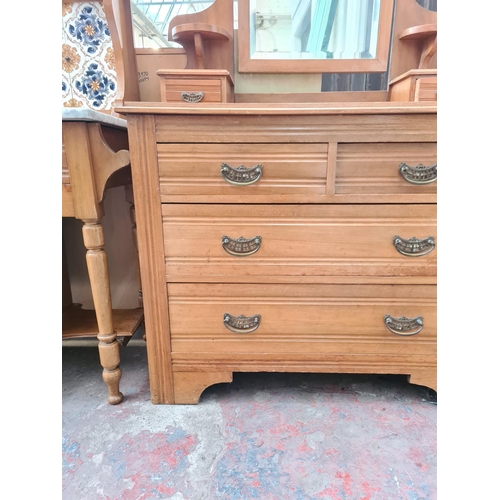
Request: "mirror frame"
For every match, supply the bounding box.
[237,0,395,73]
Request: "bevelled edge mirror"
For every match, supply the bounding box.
[238,0,395,73]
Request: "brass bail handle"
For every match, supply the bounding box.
[181,91,204,103]
[399,163,437,185]
[220,163,263,186]
[384,315,424,336]
[223,313,261,334]
[222,235,262,257]
[393,236,435,257]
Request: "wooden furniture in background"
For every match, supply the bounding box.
[62,0,144,403]
[388,0,437,101]
[62,109,144,405]
[117,101,437,404]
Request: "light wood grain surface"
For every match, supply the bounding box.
[123,101,437,403]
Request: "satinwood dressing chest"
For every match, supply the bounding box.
[117,101,437,404]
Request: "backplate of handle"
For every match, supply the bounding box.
[181,91,204,103]
[399,163,437,184]
[223,313,261,334]
[220,163,263,185]
[384,315,423,336]
[393,236,435,257]
[222,235,262,256]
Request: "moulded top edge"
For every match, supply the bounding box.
[116,101,437,116]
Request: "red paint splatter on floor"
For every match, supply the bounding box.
[298,442,312,452]
[318,485,341,498]
[361,480,382,499]
[107,430,198,500]
[336,471,353,495]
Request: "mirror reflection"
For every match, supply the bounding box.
[249,0,381,60]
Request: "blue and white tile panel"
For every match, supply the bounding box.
[62,2,118,110]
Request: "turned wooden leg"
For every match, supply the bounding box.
[173,372,233,404]
[82,220,123,405]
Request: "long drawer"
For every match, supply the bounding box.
[168,283,436,369]
[162,204,436,279]
[157,142,436,203]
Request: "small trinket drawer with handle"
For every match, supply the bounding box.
[120,103,437,404]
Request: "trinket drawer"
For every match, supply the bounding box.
[118,102,437,404]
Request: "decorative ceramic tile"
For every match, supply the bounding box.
[62,2,118,110]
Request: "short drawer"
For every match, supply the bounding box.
[168,283,436,367]
[336,142,436,197]
[160,79,222,103]
[158,143,329,202]
[162,204,437,279]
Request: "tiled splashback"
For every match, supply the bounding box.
[62,2,117,110]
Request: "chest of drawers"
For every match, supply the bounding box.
[119,102,437,404]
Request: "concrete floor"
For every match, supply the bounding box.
[62,329,437,500]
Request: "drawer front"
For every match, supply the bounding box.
[157,141,435,203]
[158,143,329,202]
[168,283,436,368]
[161,79,221,103]
[336,142,436,196]
[162,204,437,279]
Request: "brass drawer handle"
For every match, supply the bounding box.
[399,163,437,184]
[222,235,262,256]
[393,236,435,257]
[181,91,204,103]
[384,315,423,336]
[223,313,261,334]
[220,163,263,185]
